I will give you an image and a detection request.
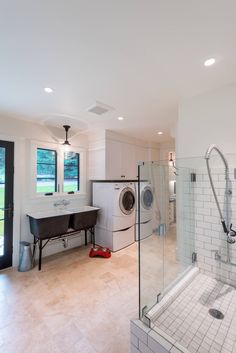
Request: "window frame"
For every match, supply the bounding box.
[30,141,86,198]
[63,151,80,193]
[36,147,58,194]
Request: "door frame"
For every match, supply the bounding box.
[0,140,14,269]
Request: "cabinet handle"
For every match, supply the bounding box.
[121,175,125,178]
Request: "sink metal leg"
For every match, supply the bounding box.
[32,236,37,265]
[85,230,87,246]
[38,239,42,271]
[91,227,95,246]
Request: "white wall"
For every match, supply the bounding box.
[159,140,175,161]
[176,83,236,285]
[0,115,89,267]
[177,83,236,158]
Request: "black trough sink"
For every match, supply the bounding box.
[28,211,71,240]
[69,207,99,231]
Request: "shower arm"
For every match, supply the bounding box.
[205,144,229,172]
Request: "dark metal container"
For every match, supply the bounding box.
[70,210,98,231]
[29,214,71,239]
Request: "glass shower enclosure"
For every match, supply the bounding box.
[138,154,236,353]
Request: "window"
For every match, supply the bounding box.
[33,143,84,196]
[64,152,80,192]
[37,148,57,193]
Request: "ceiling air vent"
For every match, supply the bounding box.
[87,101,114,115]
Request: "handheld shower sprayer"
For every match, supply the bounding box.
[205,145,235,244]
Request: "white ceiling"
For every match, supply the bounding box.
[1,0,236,142]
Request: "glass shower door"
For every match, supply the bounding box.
[139,162,168,321]
[138,161,196,324]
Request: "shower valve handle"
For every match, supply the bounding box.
[221,220,228,234]
[229,224,236,237]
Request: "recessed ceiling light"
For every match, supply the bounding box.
[204,58,216,67]
[157,131,163,135]
[118,116,124,121]
[44,87,54,93]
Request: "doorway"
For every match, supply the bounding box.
[0,140,14,270]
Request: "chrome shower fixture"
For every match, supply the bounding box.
[227,224,236,244]
[205,145,235,244]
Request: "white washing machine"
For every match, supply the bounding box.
[135,181,154,240]
[92,181,136,251]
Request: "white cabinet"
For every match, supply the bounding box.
[122,143,136,179]
[106,139,144,180]
[135,146,148,165]
[106,140,122,179]
[88,147,106,180]
[88,131,159,181]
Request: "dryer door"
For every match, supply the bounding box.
[141,186,153,210]
[119,187,135,215]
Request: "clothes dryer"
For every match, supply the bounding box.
[135,181,154,240]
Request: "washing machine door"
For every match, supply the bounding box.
[119,187,135,215]
[141,186,153,210]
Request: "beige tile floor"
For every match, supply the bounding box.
[140,225,181,312]
[0,243,138,353]
[0,227,178,353]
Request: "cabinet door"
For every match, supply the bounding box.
[135,146,149,179]
[122,143,136,179]
[88,148,106,180]
[106,140,122,179]
[135,146,148,163]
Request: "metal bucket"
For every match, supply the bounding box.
[18,241,33,272]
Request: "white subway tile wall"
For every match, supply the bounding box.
[180,167,236,286]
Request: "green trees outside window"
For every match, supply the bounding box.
[37,148,57,193]
[36,148,80,194]
[64,152,80,192]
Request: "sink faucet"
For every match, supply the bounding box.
[62,199,70,206]
[54,199,70,207]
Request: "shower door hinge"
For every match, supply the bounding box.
[192,252,197,263]
[141,306,151,328]
[142,306,148,318]
[156,293,162,303]
[190,173,196,182]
